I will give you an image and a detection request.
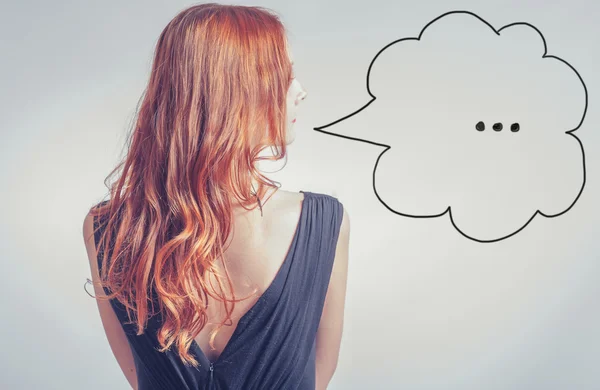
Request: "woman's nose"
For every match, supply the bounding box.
[297,89,307,104]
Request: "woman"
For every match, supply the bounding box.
[82,3,350,390]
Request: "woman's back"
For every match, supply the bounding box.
[193,189,307,363]
[91,189,346,390]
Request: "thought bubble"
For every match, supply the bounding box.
[314,11,587,243]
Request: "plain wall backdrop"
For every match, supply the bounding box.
[1,0,599,389]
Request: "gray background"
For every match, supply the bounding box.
[1,0,598,389]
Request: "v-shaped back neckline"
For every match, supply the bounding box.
[190,190,310,369]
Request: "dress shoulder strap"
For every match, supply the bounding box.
[295,190,345,315]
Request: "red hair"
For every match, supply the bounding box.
[87,3,293,367]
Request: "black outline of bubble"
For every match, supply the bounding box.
[313,10,588,243]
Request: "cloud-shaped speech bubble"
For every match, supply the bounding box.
[314,10,588,243]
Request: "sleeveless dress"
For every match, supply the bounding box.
[93,190,345,390]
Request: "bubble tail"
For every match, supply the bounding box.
[313,99,387,148]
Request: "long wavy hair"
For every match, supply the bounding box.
[86,3,294,367]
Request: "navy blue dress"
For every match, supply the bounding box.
[93,190,345,389]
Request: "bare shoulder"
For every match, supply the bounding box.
[266,189,305,215]
[274,189,304,202]
[275,189,348,222]
[340,204,350,235]
[82,211,97,262]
